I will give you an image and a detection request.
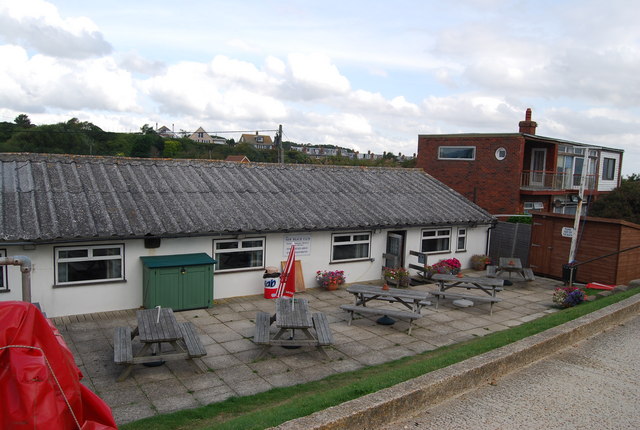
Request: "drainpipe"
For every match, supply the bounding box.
[0,256,32,303]
[485,221,498,256]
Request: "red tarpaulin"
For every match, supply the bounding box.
[0,301,117,429]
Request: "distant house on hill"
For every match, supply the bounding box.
[0,153,495,317]
[225,155,250,163]
[416,109,624,215]
[188,127,225,144]
[239,132,274,149]
[156,125,176,138]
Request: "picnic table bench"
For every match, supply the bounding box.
[431,274,504,315]
[341,284,430,335]
[253,298,333,359]
[113,308,207,381]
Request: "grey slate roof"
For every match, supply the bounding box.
[0,153,495,243]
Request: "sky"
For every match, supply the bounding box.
[0,0,638,175]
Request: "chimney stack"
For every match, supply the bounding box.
[519,108,537,134]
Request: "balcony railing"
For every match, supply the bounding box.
[521,171,596,191]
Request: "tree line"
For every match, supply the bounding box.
[0,114,415,168]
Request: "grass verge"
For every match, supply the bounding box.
[121,287,640,430]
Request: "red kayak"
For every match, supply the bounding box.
[0,301,117,429]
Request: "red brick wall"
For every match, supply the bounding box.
[416,134,525,214]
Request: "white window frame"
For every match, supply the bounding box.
[55,244,124,286]
[456,228,467,252]
[421,228,451,254]
[438,146,476,160]
[331,232,371,262]
[602,157,616,181]
[0,249,7,292]
[213,237,265,272]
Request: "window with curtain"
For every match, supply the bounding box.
[456,228,467,251]
[602,158,616,180]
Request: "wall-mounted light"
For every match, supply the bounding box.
[180,267,186,275]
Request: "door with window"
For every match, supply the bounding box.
[530,148,547,186]
[384,232,405,268]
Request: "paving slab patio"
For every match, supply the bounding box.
[49,272,561,426]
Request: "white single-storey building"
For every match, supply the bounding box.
[0,153,496,317]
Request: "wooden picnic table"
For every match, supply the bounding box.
[495,257,535,281]
[340,284,430,334]
[113,308,207,381]
[430,274,504,315]
[254,298,333,358]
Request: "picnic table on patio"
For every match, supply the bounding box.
[340,284,430,334]
[430,274,504,315]
[253,298,333,359]
[113,308,207,381]
[488,257,535,281]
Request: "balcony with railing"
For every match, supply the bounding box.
[521,171,596,191]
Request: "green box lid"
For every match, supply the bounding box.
[140,253,216,268]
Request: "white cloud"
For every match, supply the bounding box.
[0,0,111,58]
[282,53,351,100]
[141,57,287,121]
[0,45,137,112]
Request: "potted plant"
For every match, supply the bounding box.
[382,267,411,288]
[424,258,461,277]
[316,270,346,290]
[470,254,491,271]
[552,286,585,308]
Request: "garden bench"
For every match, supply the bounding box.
[113,326,133,365]
[179,322,207,358]
[253,311,272,345]
[340,304,422,335]
[312,313,334,346]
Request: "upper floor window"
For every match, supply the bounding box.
[438,146,475,160]
[331,232,371,262]
[55,244,124,286]
[214,238,265,272]
[602,158,616,180]
[197,132,204,138]
[421,228,451,253]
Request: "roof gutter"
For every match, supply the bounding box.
[0,256,32,303]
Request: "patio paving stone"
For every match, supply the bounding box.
[49,272,565,426]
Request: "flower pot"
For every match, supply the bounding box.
[327,281,338,291]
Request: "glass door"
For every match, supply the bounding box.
[530,148,547,186]
[384,232,404,268]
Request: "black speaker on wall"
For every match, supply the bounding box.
[144,237,161,248]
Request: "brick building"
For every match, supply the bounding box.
[416,109,624,215]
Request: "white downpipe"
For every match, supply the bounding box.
[0,256,32,302]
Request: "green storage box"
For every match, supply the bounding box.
[141,253,216,310]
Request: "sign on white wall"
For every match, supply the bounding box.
[284,235,311,256]
[561,227,574,238]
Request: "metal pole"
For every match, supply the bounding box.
[568,152,591,264]
[0,256,32,302]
